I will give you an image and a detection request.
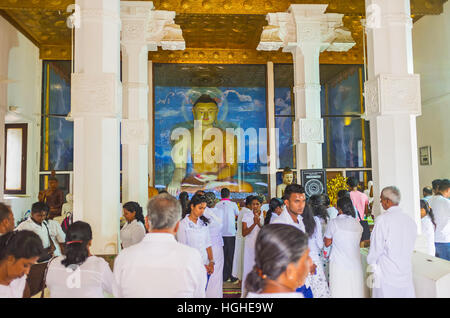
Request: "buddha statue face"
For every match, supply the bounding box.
[192,102,218,127]
[282,172,294,185]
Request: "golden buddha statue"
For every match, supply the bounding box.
[276,167,294,199]
[167,94,253,195]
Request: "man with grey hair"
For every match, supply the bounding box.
[367,186,417,298]
[113,194,207,297]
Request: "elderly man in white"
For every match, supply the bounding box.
[113,194,207,298]
[367,186,417,298]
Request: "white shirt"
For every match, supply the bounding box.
[429,195,450,243]
[203,207,224,247]
[247,292,304,298]
[120,219,146,249]
[367,206,417,287]
[16,218,65,257]
[215,199,239,237]
[270,206,305,233]
[177,216,212,265]
[242,210,263,248]
[236,207,250,239]
[308,216,324,256]
[113,233,207,298]
[327,207,339,220]
[261,204,270,215]
[324,214,363,269]
[421,215,436,256]
[46,256,115,298]
[0,276,26,298]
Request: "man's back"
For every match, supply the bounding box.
[368,206,417,287]
[113,233,206,298]
[215,200,239,237]
[429,195,450,243]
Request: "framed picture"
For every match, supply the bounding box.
[419,146,432,166]
[300,169,327,198]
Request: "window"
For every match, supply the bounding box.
[4,123,27,195]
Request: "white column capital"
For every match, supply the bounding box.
[364,74,421,118]
[71,73,121,118]
[122,119,149,145]
[294,118,324,144]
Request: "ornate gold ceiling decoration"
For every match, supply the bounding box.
[0,0,447,61]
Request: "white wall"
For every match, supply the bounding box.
[0,16,42,223]
[413,2,450,191]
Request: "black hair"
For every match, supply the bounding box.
[432,179,442,192]
[283,184,305,201]
[245,195,255,207]
[337,197,356,217]
[420,199,436,229]
[186,194,209,225]
[194,190,206,196]
[323,194,331,207]
[250,196,263,205]
[61,221,92,268]
[179,192,190,217]
[347,177,359,189]
[302,204,316,237]
[123,201,146,232]
[244,224,308,296]
[264,198,283,225]
[205,192,216,208]
[0,230,44,262]
[31,201,49,214]
[193,94,218,108]
[337,190,350,199]
[309,194,329,224]
[0,203,12,224]
[220,188,230,199]
[422,187,433,197]
[438,179,450,193]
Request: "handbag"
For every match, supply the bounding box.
[38,221,56,263]
[357,211,371,242]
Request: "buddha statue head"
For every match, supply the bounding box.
[282,167,294,185]
[192,94,219,128]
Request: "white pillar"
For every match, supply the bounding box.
[148,61,154,188]
[266,61,277,198]
[364,0,424,246]
[72,0,122,255]
[121,2,152,208]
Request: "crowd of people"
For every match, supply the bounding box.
[0,176,449,298]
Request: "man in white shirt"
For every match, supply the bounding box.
[271,184,306,233]
[429,179,450,261]
[0,203,15,235]
[214,188,240,282]
[113,193,207,298]
[367,186,417,298]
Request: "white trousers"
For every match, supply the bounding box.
[372,280,416,298]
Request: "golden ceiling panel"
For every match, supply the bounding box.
[175,14,267,49]
[40,44,71,60]
[0,0,74,10]
[147,47,363,64]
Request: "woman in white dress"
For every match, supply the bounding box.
[245,224,312,298]
[420,199,436,257]
[324,197,365,298]
[46,221,116,298]
[120,202,146,249]
[0,231,43,298]
[177,194,215,287]
[302,204,331,298]
[231,195,253,282]
[241,196,264,296]
[264,198,283,225]
[204,192,224,298]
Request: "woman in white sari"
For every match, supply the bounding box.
[324,197,365,298]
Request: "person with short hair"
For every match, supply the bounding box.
[429,179,450,261]
[215,188,240,283]
[324,197,365,298]
[420,200,436,257]
[120,201,146,249]
[0,203,15,235]
[0,230,44,298]
[347,177,369,220]
[16,202,66,296]
[367,186,417,298]
[45,221,115,297]
[113,194,207,298]
[245,224,312,298]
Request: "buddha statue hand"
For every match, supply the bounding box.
[167,180,181,196]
